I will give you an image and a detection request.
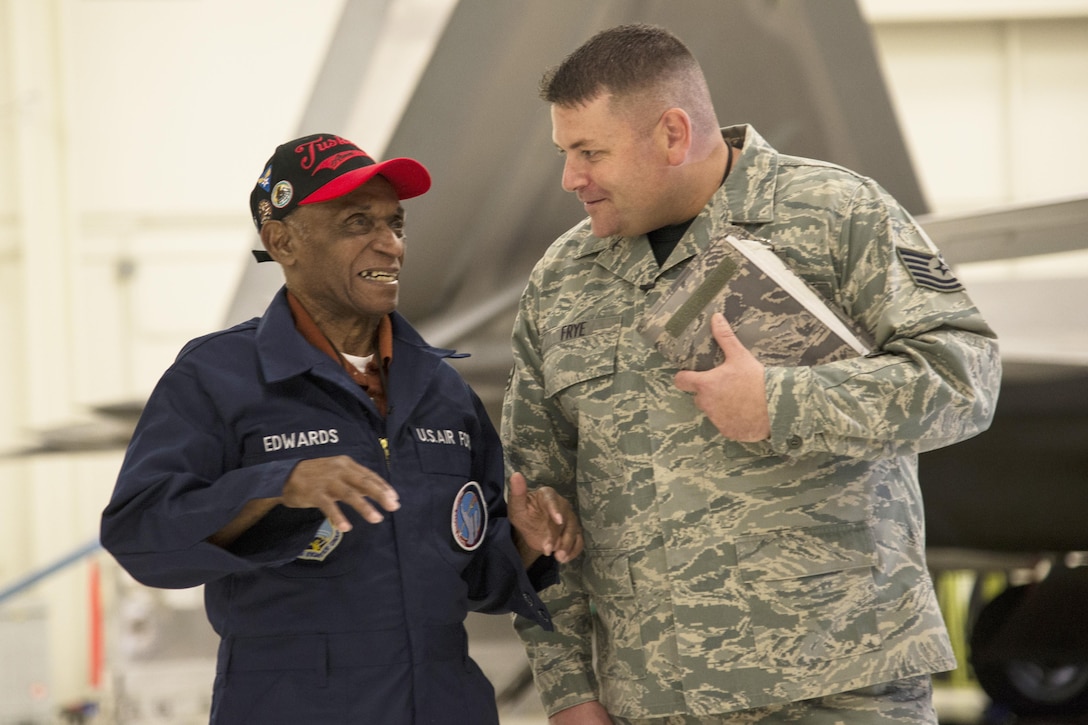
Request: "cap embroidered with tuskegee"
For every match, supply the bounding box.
[249,133,431,262]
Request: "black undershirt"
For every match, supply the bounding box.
[648,219,696,266]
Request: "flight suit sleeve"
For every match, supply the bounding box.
[502,278,601,715]
[100,366,316,588]
[460,389,556,630]
[763,177,1002,460]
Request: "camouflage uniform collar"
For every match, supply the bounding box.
[645,125,780,273]
[571,226,615,259]
[562,220,662,289]
[653,186,739,275]
[717,123,779,226]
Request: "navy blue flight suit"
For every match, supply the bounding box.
[100,287,555,724]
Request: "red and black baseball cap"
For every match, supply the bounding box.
[250,133,431,261]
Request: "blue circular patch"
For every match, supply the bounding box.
[451,481,487,551]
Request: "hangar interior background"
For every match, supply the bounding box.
[1,0,1086,723]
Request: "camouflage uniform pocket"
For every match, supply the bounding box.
[736,522,883,667]
[584,549,647,680]
[541,318,620,398]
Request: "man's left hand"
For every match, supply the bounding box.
[674,312,771,442]
[507,472,584,565]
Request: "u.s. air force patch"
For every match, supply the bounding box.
[298,518,343,561]
[452,481,487,552]
[897,247,964,292]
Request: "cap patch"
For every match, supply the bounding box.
[256,199,273,227]
[257,163,273,192]
[271,180,293,208]
[451,481,487,551]
[897,247,964,293]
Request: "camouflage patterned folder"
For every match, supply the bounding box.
[637,225,873,370]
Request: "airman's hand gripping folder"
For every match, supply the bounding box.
[637,225,873,370]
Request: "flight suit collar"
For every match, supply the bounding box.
[255,287,461,431]
[256,287,336,385]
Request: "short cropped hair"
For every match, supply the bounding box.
[540,24,718,135]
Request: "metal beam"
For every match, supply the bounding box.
[919,195,1088,265]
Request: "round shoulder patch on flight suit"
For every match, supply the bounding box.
[452,481,488,551]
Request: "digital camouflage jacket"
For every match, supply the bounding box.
[502,125,1001,718]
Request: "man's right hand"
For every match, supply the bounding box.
[550,701,613,724]
[282,455,400,532]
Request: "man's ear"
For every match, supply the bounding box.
[659,108,693,166]
[259,220,294,266]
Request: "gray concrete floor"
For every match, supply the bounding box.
[467,612,549,724]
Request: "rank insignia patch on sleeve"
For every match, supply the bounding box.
[897,247,965,293]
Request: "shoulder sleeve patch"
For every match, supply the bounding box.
[896,247,965,293]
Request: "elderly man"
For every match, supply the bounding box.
[101,133,581,725]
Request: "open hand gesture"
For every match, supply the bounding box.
[507,472,584,565]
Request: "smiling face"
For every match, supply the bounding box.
[551,93,673,239]
[266,176,407,347]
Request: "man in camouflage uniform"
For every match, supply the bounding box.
[501,24,1001,725]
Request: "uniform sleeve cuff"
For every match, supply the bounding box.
[765,365,816,455]
[534,662,599,717]
[527,553,560,591]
